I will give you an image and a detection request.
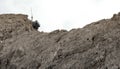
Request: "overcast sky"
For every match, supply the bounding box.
[0,0,120,32]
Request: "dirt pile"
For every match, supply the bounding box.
[0,13,120,69]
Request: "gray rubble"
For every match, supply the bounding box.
[0,13,120,69]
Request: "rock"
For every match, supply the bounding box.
[0,12,120,69]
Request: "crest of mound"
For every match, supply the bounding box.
[0,14,34,41]
[0,14,34,32]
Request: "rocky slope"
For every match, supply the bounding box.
[0,13,120,69]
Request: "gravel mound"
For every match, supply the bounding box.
[0,13,120,69]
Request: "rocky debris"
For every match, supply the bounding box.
[0,12,120,69]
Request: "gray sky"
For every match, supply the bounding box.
[0,0,120,32]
